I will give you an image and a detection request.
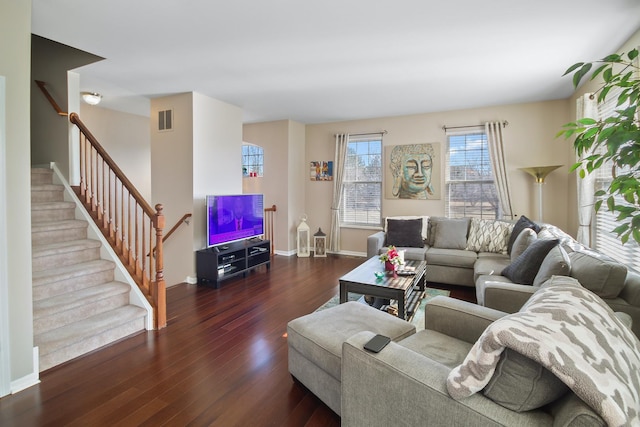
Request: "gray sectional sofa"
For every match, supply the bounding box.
[288,277,640,425]
[367,215,640,336]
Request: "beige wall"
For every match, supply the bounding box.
[80,106,151,200]
[243,120,306,254]
[305,99,572,255]
[151,92,243,286]
[151,93,195,286]
[1,0,35,386]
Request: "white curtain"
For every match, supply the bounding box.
[576,93,597,245]
[329,133,349,252]
[485,122,514,219]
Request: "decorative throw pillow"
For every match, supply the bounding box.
[386,218,424,248]
[507,215,541,255]
[532,245,571,287]
[483,348,570,412]
[502,239,559,285]
[466,219,513,254]
[510,228,537,262]
[427,216,446,246]
[432,219,469,250]
[385,216,429,241]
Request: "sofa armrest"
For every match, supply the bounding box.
[424,296,506,344]
[341,331,552,427]
[367,230,386,258]
[483,283,537,313]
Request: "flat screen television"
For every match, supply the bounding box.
[206,194,264,247]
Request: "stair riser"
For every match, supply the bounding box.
[32,190,64,203]
[38,317,145,372]
[33,247,101,273]
[33,269,115,300]
[34,292,130,335]
[32,207,75,223]
[32,228,88,246]
[31,171,53,185]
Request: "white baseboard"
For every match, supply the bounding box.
[10,347,40,394]
[185,276,198,284]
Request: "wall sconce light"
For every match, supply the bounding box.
[519,165,562,222]
[81,92,102,105]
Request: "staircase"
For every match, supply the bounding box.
[31,168,146,372]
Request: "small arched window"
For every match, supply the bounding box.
[242,143,264,177]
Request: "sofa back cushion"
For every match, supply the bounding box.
[502,239,559,285]
[533,245,571,287]
[385,218,424,248]
[510,227,537,261]
[569,250,627,299]
[432,218,469,250]
[507,215,541,255]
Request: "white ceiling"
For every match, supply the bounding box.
[31,0,640,124]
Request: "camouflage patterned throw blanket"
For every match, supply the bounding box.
[446,276,640,426]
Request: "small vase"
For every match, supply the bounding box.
[384,261,396,272]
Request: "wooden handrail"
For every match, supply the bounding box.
[163,213,192,243]
[69,112,166,329]
[35,80,68,116]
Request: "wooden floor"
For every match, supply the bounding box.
[0,254,474,426]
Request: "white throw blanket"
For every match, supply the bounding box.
[446,276,640,426]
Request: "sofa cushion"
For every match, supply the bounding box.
[569,250,627,299]
[466,218,513,254]
[482,348,569,412]
[386,218,424,248]
[398,329,473,369]
[507,215,541,255]
[510,228,537,261]
[385,215,429,241]
[474,253,510,282]
[533,245,571,287]
[426,248,477,269]
[502,239,559,285]
[432,219,469,250]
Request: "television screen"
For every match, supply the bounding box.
[206,194,264,247]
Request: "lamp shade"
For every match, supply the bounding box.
[81,92,102,105]
[519,165,562,183]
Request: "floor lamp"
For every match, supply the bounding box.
[519,165,562,222]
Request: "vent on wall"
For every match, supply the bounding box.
[158,109,173,131]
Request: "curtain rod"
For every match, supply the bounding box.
[442,121,508,131]
[334,130,388,137]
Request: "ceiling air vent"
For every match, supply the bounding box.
[158,109,173,131]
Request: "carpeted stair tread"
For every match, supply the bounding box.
[35,305,146,355]
[32,238,101,255]
[31,219,87,233]
[33,281,130,319]
[31,200,76,211]
[31,184,63,192]
[32,259,115,286]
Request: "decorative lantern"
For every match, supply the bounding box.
[314,228,327,257]
[297,215,310,257]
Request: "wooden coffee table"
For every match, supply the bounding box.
[339,257,427,320]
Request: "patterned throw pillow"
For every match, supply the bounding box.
[466,219,514,254]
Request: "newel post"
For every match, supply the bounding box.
[154,204,167,329]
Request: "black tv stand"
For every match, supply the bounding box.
[196,239,271,288]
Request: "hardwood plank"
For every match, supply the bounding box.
[0,254,474,426]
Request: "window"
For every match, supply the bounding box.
[592,90,640,271]
[341,136,382,227]
[242,143,263,177]
[446,132,499,219]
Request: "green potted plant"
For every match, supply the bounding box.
[557,48,639,244]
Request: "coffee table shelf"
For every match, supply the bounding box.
[339,257,426,321]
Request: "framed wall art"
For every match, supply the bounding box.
[385,143,441,200]
[310,161,333,181]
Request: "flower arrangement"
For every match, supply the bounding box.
[379,245,403,266]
